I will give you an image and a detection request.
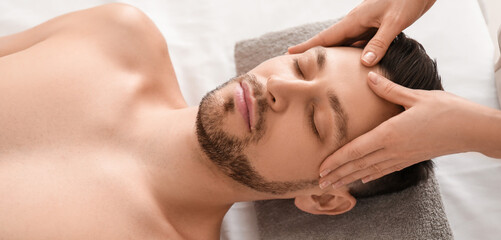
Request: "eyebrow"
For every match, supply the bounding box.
[327,91,348,143]
[314,47,326,72]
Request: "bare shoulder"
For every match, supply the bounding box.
[0,4,186,150]
[1,3,185,107]
[79,4,185,106]
[0,3,178,80]
[1,3,169,63]
[63,3,172,72]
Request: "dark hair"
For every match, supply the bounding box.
[349,32,442,199]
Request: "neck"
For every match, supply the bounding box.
[132,105,265,239]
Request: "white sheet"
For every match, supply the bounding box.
[0,0,499,239]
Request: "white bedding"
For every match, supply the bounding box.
[0,0,499,239]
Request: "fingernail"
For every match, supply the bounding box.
[362,52,376,65]
[368,71,378,85]
[332,181,344,189]
[319,169,331,178]
[319,180,331,189]
[362,176,372,184]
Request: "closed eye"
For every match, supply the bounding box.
[294,58,304,79]
[309,105,320,139]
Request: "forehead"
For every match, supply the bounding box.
[319,47,401,141]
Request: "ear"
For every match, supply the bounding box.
[294,190,356,215]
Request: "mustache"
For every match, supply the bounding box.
[241,73,264,99]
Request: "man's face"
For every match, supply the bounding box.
[196,47,400,196]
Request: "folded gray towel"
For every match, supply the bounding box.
[234,20,453,240]
[235,20,336,76]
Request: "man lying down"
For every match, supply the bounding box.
[0,3,443,240]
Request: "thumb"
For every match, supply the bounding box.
[367,72,417,108]
[361,24,401,66]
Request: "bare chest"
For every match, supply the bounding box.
[0,58,139,148]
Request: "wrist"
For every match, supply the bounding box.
[468,107,501,158]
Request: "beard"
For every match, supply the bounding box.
[195,74,316,195]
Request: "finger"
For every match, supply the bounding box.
[319,127,385,177]
[325,166,380,190]
[288,17,364,54]
[288,34,326,54]
[361,168,391,184]
[319,148,390,188]
[367,71,418,108]
[350,39,369,48]
[361,22,402,66]
[361,161,410,183]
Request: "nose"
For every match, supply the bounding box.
[266,75,312,112]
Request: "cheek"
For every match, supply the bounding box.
[245,115,324,182]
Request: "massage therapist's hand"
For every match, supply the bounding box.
[288,0,436,66]
[318,72,501,189]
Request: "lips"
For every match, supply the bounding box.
[235,83,250,130]
[235,81,255,131]
[241,81,255,129]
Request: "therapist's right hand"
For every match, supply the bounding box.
[288,0,436,66]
